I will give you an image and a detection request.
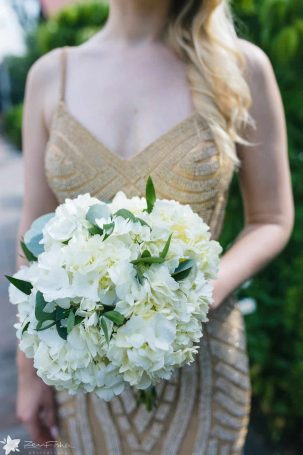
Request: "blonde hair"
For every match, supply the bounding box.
[164,0,254,169]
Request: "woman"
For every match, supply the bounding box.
[15,0,294,453]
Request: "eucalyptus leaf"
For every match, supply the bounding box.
[88,225,103,236]
[86,204,111,226]
[24,212,54,256]
[55,307,70,320]
[34,304,68,334]
[145,176,156,213]
[135,217,151,228]
[103,222,115,239]
[20,240,37,262]
[35,320,43,331]
[5,275,33,295]
[75,315,84,326]
[104,310,125,326]
[56,320,68,340]
[35,291,56,322]
[26,233,44,257]
[172,268,192,281]
[172,259,194,281]
[114,209,151,229]
[100,316,109,344]
[114,208,136,222]
[36,320,56,331]
[67,310,75,334]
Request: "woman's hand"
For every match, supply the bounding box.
[208,278,226,312]
[16,353,59,444]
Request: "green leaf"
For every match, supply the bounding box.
[104,310,125,326]
[66,310,75,334]
[75,315,84,326]
[5,275,33,295]
[160,234,173,259]
[20,240,37,262]
[114,208,136,222]
[172,259,194,281]
[132,261,146,285]
[35,291,56,322]
[141,249,151,258]
[35,307,71,332]
[103,222,115,239]
[86,204,111,225]
[135,268,145,285]
[145,176,156,213]
[88,225,103,236]
[131,256,165,265]
[137,385,157,411]
[100,316,109,344]
[21,321,30,335]
[135,217,151,228]
[172,258,194,274]
[24,212,54,257]
[55,307,70,320]
[114,209,151,229]
[56,320,68,340]
[100,302,115,310]
[36,320,56,331]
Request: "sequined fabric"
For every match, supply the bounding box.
[45,47,251,455]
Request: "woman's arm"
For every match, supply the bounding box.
[16,49,61,442]
[211,40,294,308]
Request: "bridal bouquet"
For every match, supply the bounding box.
[7,177,222,407]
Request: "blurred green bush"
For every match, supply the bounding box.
[2,1,108,145]
[2,0,303,447]
[222,0,303,446]
[3,103,23,150]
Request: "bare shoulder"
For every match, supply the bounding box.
[237,38,275,83]
[26,47,63,94]
[25,47,68,129]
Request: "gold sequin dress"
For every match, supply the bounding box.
[45,47,251,455]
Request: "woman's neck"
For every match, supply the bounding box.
[99,0,172,45]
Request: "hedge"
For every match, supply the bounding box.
[2,0,302,448]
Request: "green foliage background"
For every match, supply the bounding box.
[224,0,303,445]
[2,0,302,447]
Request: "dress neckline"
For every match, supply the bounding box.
[55,100,201,163]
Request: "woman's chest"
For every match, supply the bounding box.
[50,46,195,160]
[45,107,235,237]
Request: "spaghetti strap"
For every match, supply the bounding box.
[60,46,68,102]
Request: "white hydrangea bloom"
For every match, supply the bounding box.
[9,190,222,401]
[43,193,104,248]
